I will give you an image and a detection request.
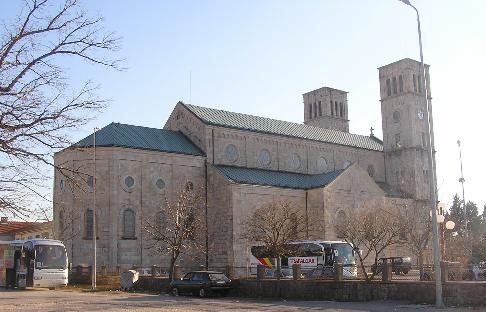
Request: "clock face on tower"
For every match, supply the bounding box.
[417,109,424,120]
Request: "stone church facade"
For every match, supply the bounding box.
[53,58,432,274]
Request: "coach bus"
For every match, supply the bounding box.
[250,239,357,278]
[0,239,68,289]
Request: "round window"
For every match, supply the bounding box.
[125,176,134,188]
[155,178,165,190]
[224,144,239,163]
[121,175,136,192]
[258,149,271,167]
[288,153,302,170]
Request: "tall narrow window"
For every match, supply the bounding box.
[85,209,94,239]
[313,102,317,118]
[392,77,398,95]
[123,209,136,239]
[418,75,422,93]
[399,75,403,93]
[413,74,417,92]
[421,132,427,148]
[335,101,338,116]
[309,104,312,119]
[330,101,334,115]
[386,78,392,96]
[318,101,322,116]
[339,102,343,117]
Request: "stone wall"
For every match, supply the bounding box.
[235,280,486,307]
[54,146,206,268]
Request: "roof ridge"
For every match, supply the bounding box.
[183,103,383,151]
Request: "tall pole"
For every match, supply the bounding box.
[92,127,98,291]
[457,140,468,251]
[398,0,443,307]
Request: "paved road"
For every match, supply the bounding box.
[0,288,484,312]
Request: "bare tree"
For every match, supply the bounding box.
[397,201,431,280]
[241,200,307,278]
[144,184,205,280]
[337,205,403,282]
[0,0,121,218]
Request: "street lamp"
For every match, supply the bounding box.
[437,203,455,260]
[92,127,99,291]
[398,0,443,307]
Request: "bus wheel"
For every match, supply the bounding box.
[48,287,55,290]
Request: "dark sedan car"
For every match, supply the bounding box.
[371,256,412,275]
[170,271,231,297]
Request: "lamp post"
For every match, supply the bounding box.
[457,140,468,256]
[437,202,455,260]
[92,127,99,291]
[398,0,443,307]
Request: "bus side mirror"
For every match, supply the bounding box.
[68,262,72,271]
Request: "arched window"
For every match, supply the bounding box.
[123,209,136,239]
[85,209,95,239]
[339,102,343,117]
[399,75,404,93]
[330,101,334,115]
[313,102,317,118]
[386,78,392,96]
[309,104,313,118]
[318,101,322,116]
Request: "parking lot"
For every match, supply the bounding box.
[0,288,483,312]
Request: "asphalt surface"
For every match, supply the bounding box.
[0,288,484,312]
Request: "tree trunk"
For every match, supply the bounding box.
[276,256,281,281]
[168,251,179,281]
[418,251,425,281]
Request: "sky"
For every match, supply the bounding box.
[2,0,486,213]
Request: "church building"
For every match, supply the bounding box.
[53,58,432,275]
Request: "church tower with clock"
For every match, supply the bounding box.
[378,58,432,200]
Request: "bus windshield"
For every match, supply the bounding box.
[329,243,356,266]
[34,245,68,269]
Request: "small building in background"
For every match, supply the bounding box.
[0,217,53,241]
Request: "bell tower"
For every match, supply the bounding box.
[379,58,431,200]
[303,87,349,132]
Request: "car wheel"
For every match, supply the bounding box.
[403,270,409,274]
[395,269,401,275]
[171,287,179,296]
[199,288,207,298]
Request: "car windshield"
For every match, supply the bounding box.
[209,273,230,282]
[330,243,356,266]
[35,245,68,269]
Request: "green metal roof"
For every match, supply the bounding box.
[212,165,345,190]
[73,123,204,156]
[183,103,383,151]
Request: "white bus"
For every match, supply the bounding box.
[250,239,357,278]
[0,239,68,289]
